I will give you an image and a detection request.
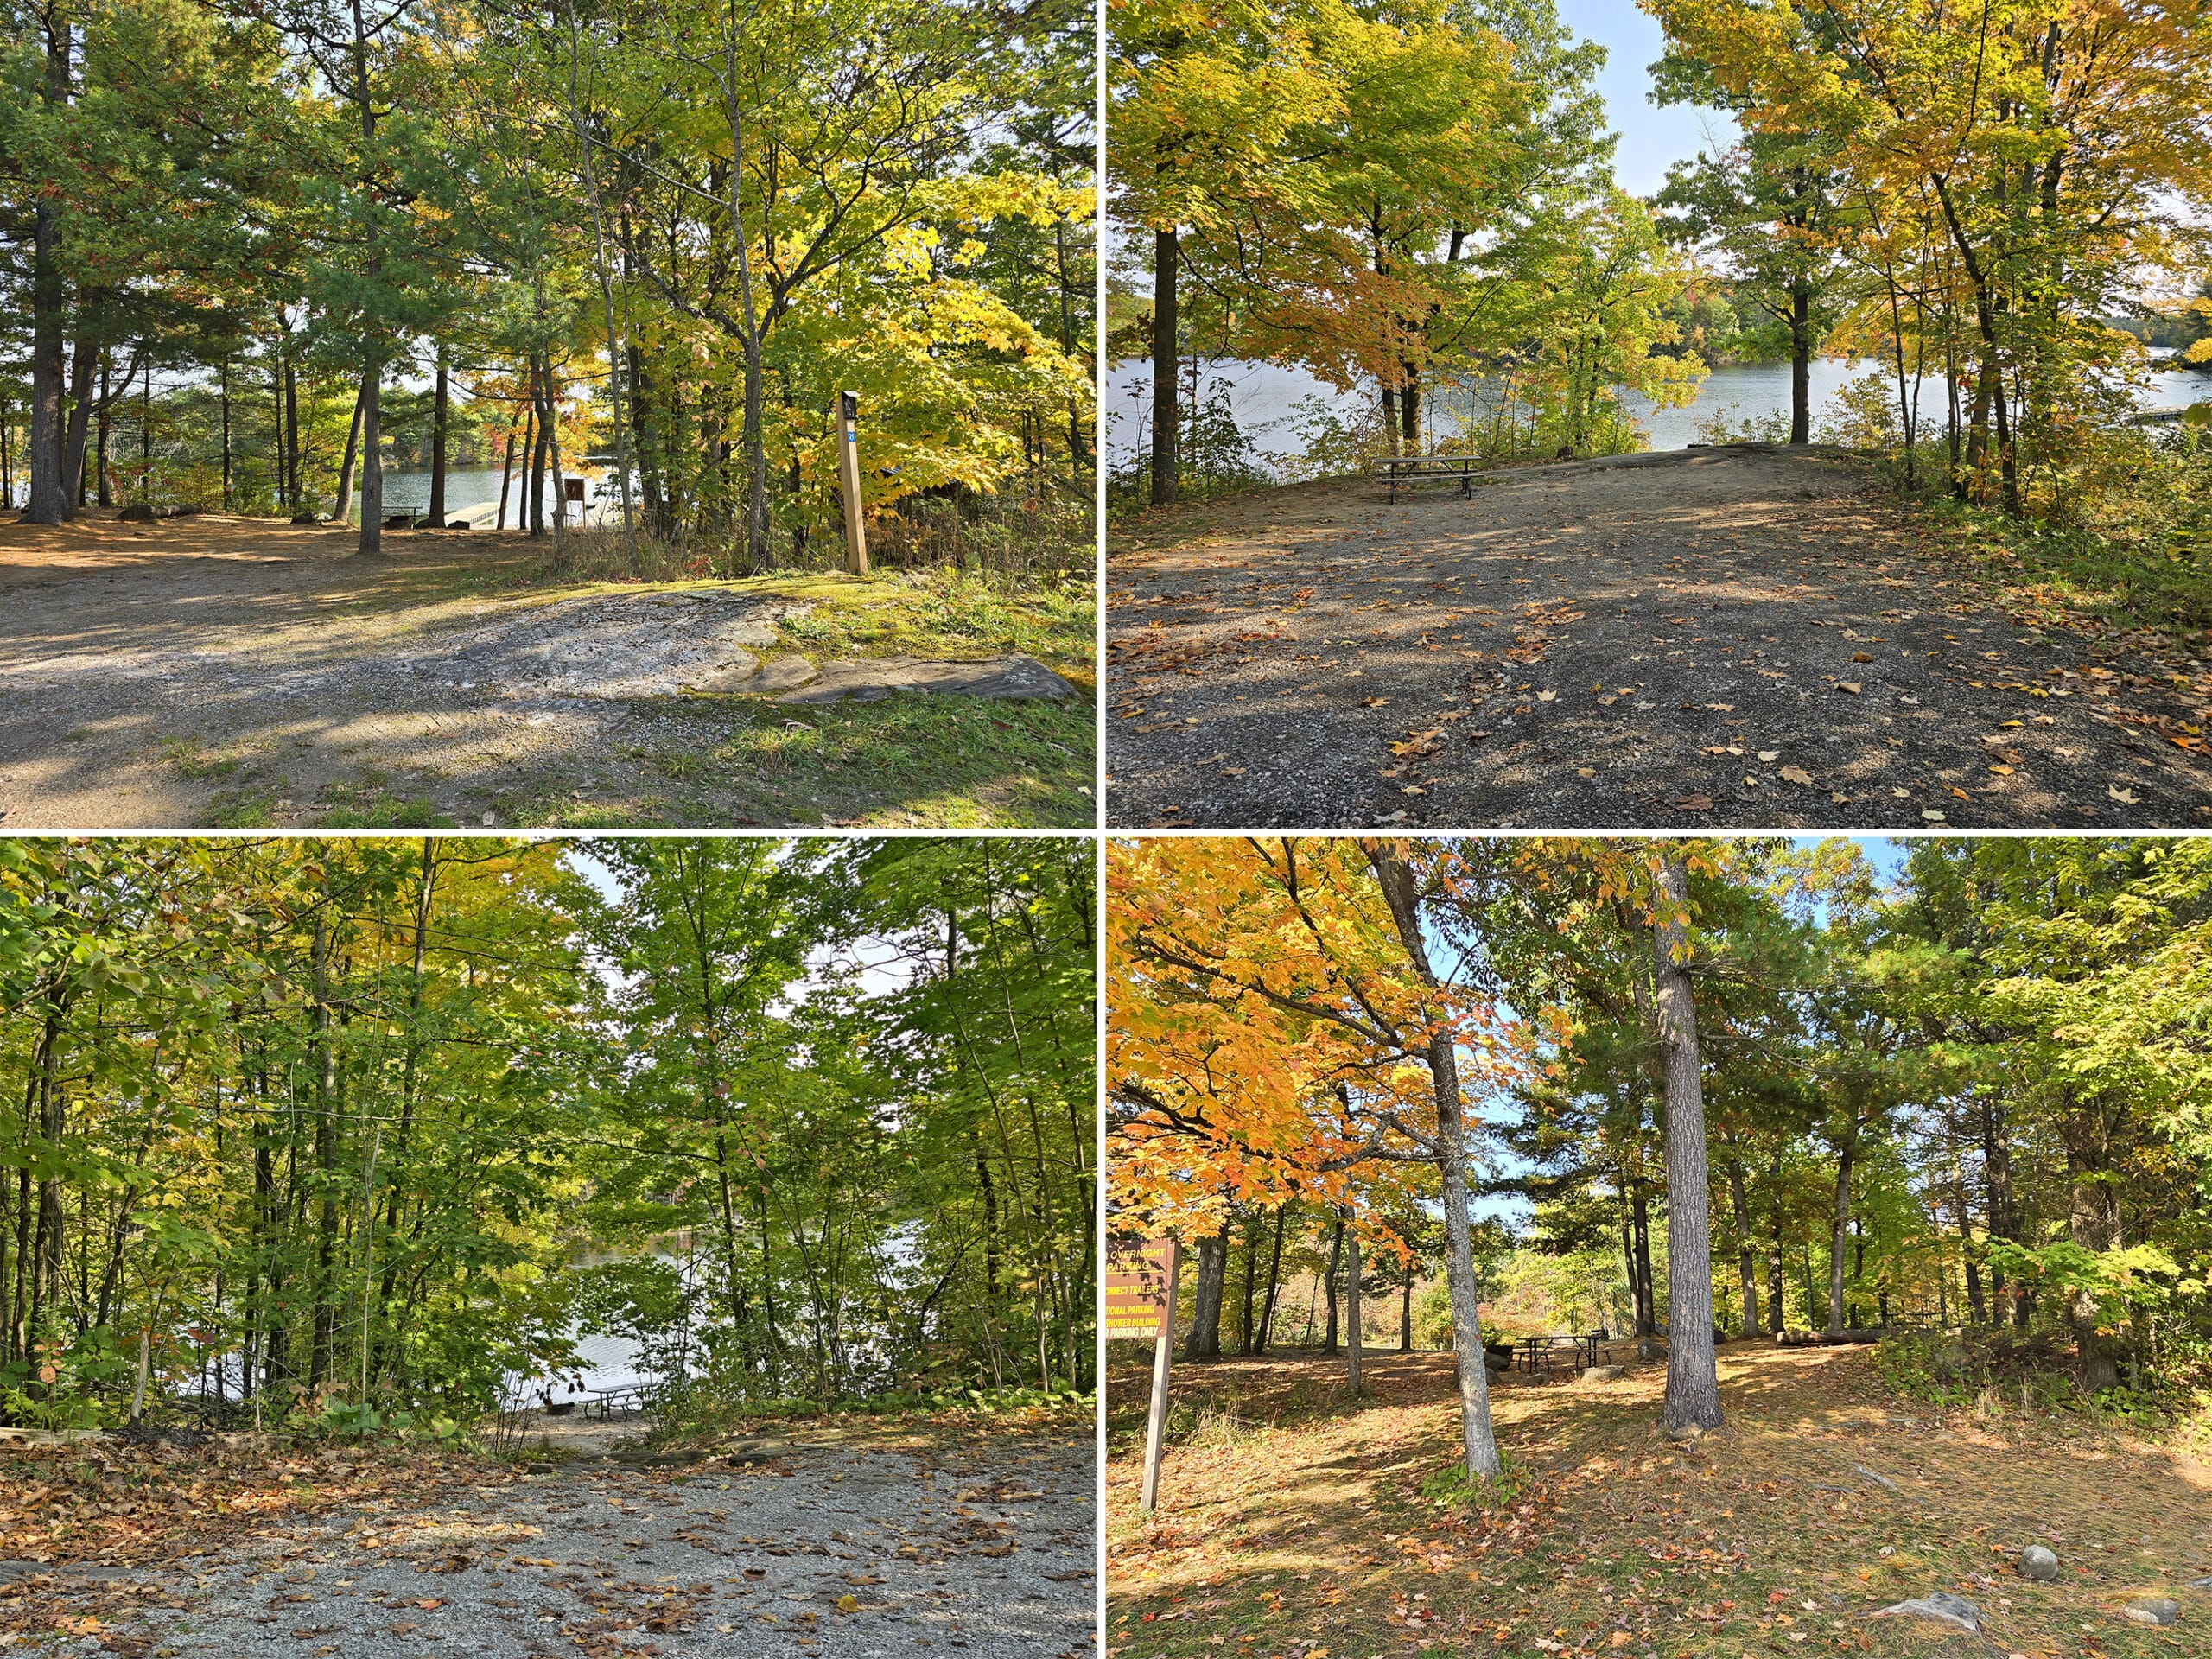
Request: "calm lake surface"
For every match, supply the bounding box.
[1104,356,2208,472]
[353,465,619,524]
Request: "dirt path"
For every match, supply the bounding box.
[0,516,1090,830]
[1107,447,2212,828]
[1105,1344,2212,1657]
[14,1424,1095,1658]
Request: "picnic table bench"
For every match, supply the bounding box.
[581,1382,651,1421]
[1366,453,1491,503]
[1516,1332,1611,1375]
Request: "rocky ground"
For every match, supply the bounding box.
[1106,446,2212,828]
[6,1421,1096,1659]
[0,516,1088,829]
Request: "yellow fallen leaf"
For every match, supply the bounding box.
[2108,785,2139,804]
[1537,690,1556,702]
[836,1594,860,1613]
[1779,766,1814,786]
[1988,764,2014,775]
[1758,750,1780,763]
[1838,682,1862,695]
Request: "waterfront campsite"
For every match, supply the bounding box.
[0,836,1097,1656]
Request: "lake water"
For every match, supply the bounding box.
[1104,356,2209,471]
[353,465,620,526]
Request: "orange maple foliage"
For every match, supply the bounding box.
[1106,836,1569,1244]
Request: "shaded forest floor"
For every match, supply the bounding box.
[5,1412,1096,1657]
[0,515,1095,830]
[1104,446,2212,828]
[1104,1343,2212,1659]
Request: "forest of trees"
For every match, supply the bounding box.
[1112,0,2210,519]
[0,835,1096,1431]
[1111,0,1705,502]
[0,0,1094,563]
[1109,836,2212,1471]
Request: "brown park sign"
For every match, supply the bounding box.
[1104,1237,1177,1341]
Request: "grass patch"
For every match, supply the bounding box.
[1886,428,2212,652]
[207,785,278,827]
[158,735,243,781]
[505,695,1096,828]
[310,776,455,828]
[766,566,1095,677]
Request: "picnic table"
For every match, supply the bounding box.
[1515,1332,1611,1375]
[1366,453,1490,503]
[581,1382,651,1421]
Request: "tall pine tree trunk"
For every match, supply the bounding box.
[1652,855,1721,1430]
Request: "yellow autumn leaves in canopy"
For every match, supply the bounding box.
[1111,0,1707,454]
[1641,0,2212,510]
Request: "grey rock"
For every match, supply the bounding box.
[777,653,1080,704]
[404,590,810,700]
[1584,1365,1625,1382]
[118,503,156,523]
[1878,1591,1980,1630]
[2018,1545,2059,1580]
[1636,1338,1662,1360]
[289,512,321,525]
[2187,1575,2212,1589]
[751,655,822,693]
[2123,1598,2179,1626]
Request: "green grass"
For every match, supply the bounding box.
[502,695,1095,829]
[157,735,245,781]
[766,566,1096,682]
[310,775,455,828]
[207,785,278,827]
[1881,430,2212,649]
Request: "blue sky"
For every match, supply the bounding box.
[1554,0,1740,197]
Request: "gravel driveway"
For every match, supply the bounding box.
[14,1427,1096,1659]
[1106,446,2212,828]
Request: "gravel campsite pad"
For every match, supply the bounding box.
[0,517,1088,830]
[1107,445,2212,828]
[5,1423,1096,1659]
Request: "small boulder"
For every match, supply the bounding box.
[1585,1364,1624,1382]
[118,502,156,522]
[2018,1545,2059,1581]
[2122,1598,2179,1626]
[1637,1338,1662,1361]
[447,518,472,530]
[1878,1592,1980,1631]
[289,512,321,525]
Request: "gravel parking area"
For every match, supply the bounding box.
[10,1427,1096,1659]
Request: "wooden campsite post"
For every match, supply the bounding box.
[1108,1237,1180,1514]
[834,389,868,575]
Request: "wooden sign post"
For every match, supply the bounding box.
[834,389,868,576]
[1107,1236,1179,1514]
